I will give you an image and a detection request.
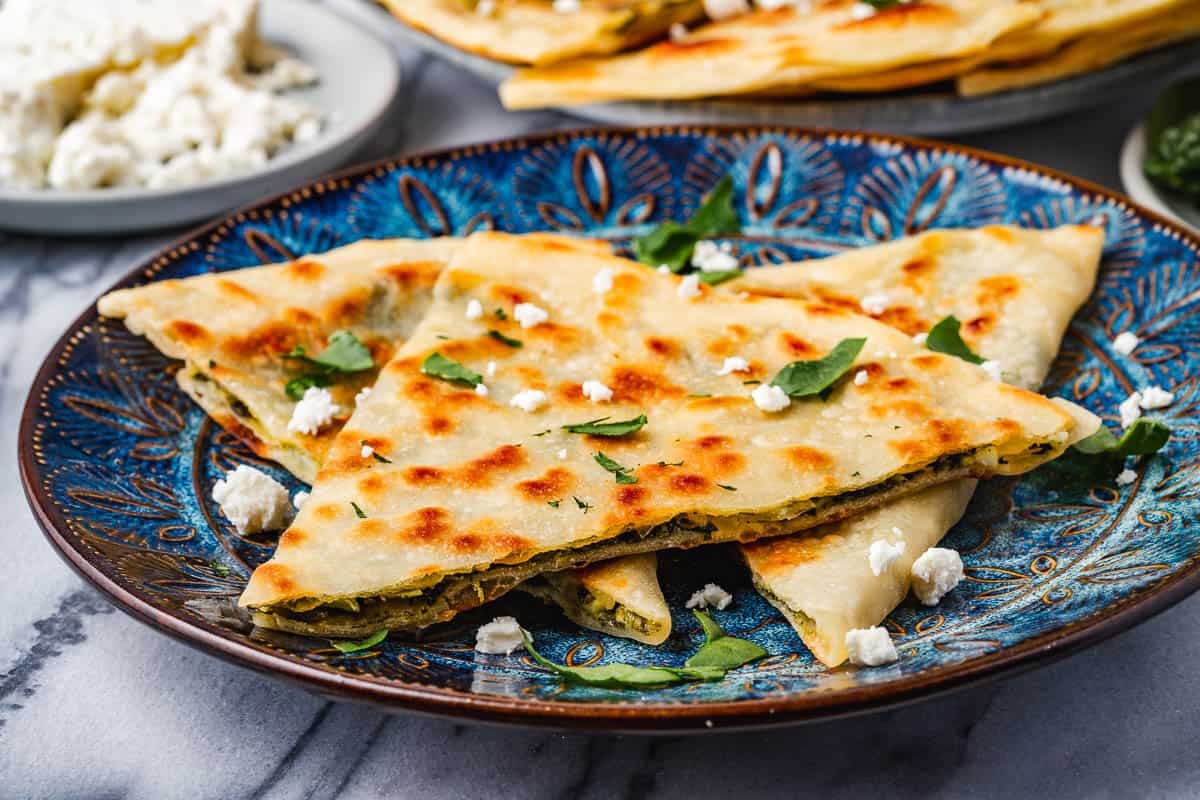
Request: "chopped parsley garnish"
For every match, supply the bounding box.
[208,359,216,368]
[687,393,712,398]
[925,316,985,364]
[657,460,684,467]
[861,0,901,7]
[633,176,740,272]
[573,495,593,512]
[332,629,388,654]
[487,330,523,348]
[769,337,866,399]
[532,429,553,437]
[547,499,561,508]
[361,441,393,464]
[494,308,507,320]
[563,414,647,437]
[523,610,764,690]
[421,351,483,387]
[742,379,761,385]
[716,483,737,492]
[282,330,375,400]
[350,501,367,519]
[435,334,449,340]
[208,559,231,577]
[594,451,638,484]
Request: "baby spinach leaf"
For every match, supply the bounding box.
[769,338,866,399]
[684,610,767,671]
[594,451,638,484]
[421,352,482,387]
[925,316,984,364]
[1074,418,1170,457]
[564,414,647,437]
[284,373,333,400]
[284,330,374,373]
[332,628,387,654]
[632,176,741,271]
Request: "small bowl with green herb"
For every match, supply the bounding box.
[1121,77,1200,231]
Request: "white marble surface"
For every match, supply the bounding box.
[4,15,1200,799]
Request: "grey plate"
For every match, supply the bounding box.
[344,0,1200,136]
[1120,120,1200,232]
[0,0,400,236]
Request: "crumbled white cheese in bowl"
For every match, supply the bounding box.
[0,0,323,192]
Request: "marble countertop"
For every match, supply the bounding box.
[4,19,1200,800]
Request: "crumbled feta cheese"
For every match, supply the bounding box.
[592,267,615,294]
[581,380,613,402]
[486,361,497,378]
[513,302,549,329]
[718,356,750,375]
[703,0,751,20]
[677,273,702,300]
[1139,386,1174,410]
[692,240,739,272]
[361,444,374,459]
[287,386,341,435]
[849,1,877,19]
[859,292,890,315]
[752,383,791,412]
[1116,468,1137,486]
[669,22,689,41]
[476,0,496,15]
[292,490,309,511]
[853,369,869,386]
[980,360,1003,382]
[657,265,671,274]
[475,383,489,397]
[1113,331,1140,355]
[552,0,580,11]
[912,332,928,345]
[867,538,906,576]
[844,626,898,666]
[475,616,526,655]
[1119,392,1143,428]
[211,464,291,534]
[557,448,568,459]
[465,298,483,320]
[910,547,964,606]
[685,583,733,610]
[510,389,548,413]
[354,386,372,405]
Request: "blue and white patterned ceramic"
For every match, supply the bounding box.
[21,128,1200,731]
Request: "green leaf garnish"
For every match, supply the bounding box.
[716,483,737,492]
[564,414,647,437]
[860,0,901,7]
[573,496,592,512]
[487,330,523,348]
[361,441,393,464]
[769,338,866,399]
[1040,419,1171,492]
[684,610,767,671]
[925,316,985,364]
[421,352,482,387]
[351,501,367,519]
[632,176,741,272]
[547,499,561,508]
[494,308,507,320]
[594,451,638,484]
[284,330,374,373]
[696,269,743,286]
[284,373,333,400]
[332,628,387,654]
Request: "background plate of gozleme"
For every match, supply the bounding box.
[21,127,1200,730]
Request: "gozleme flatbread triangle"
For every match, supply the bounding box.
[499,0,1040,108]
[735,224,1105,665]
[98,234,673,642]
[240,231,1097,638]
[380,0,704,66]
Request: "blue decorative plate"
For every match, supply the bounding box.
[21,127,1200,731]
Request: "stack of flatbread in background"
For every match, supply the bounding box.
[99,223,1103,667]
[377,0,1196,108]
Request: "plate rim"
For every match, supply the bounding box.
[20,124,1200,732]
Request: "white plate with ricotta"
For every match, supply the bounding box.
[0,0,400,236]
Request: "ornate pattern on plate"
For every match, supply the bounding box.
[23,129,1200,720]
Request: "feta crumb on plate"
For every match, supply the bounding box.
[1139,386,1174,410]
[685,583,733,610]
[592,267,615,294]
[692,240,739,272]
[845,626,898,666]
[912,332,928,345]
[476,0,496,15]
[354,386,372,405]
[475,616,526,655]
[677,273,702,300]
[859,292,890,315]
[513,302,549,328]
[361,443,374,458]
[212,464,290,534]
[475,383,489,397]
[465,299,483,320]
[292,490,309,511]
[510,389,548,413]
[718,356,750,375]
[752,383,791,412]
[581,380,613,402]
[552,0,580,11]
[853,369,869,386]
[287,386,341,435]
[1119,392,1143,428]
[980,360,1003,382]
[1116,468,1137,487]
[849,1,877,19]
[1113,331,1140,355]
[867,538,906,576]
[486,361,497,378]
[557,448,568,459]
[911,547,964,606]
[703,0,751,20]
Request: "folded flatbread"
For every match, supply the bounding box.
[381,0,704,66]
[499,0,1041,108]
[240,231,1096,638]
[735,224,1105,665]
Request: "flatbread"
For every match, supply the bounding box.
[240,231,1097,637]
[381,0,705,66]
[736,224,1104,665]
[98,238,460,482]
[499,0,1041,108]
[958,2,1200,96]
